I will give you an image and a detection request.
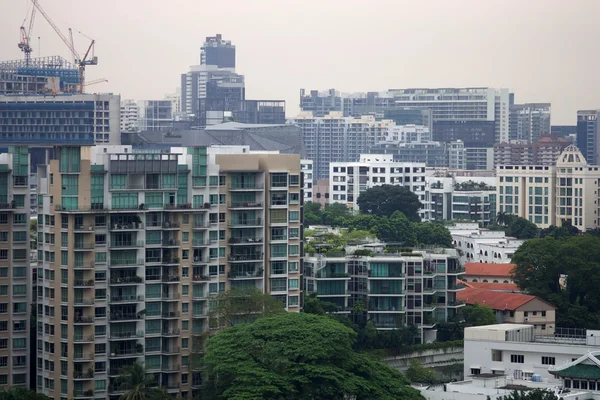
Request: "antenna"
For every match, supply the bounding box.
[37,36,40,57]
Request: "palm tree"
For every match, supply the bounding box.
[118,362,168,400]
[495,212,505,226]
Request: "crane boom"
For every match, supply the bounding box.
[18,1,37,64]
[30,0,80,61]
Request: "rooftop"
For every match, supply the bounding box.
[462,281,520,292]
[458,287,556,311]
[464,262,516,277]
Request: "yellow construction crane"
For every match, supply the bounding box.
[30,0,98,93]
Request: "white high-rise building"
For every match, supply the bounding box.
[328,154,426,214]
[120,99,139,133]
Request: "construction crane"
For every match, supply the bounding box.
[84,78,108,87]
[18,2,37,64]
[30,0,98,93]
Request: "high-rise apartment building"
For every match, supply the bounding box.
[138,100,174,132]
[493,136,572,167]
[36,144,302,400]
[304,248,465,343]
[299,87,511,144]
[496,145,600,230]
[509,103,551,142]
[370,140,449,168]
[120,100,139,133]
[577,110,600,165]
[301,160,314,202]
[328,154,426,215]
[0,147,30,390]
[200,34,235,69]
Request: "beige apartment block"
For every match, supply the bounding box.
[496,145,600,230]
[0,147,30,390]
[36,145,302,400]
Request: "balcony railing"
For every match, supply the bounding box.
[229,218,262,227]
[109,330,144,339]
[161,346,180,354]
[74,243,95,250]
[110,276,144,284]
[109,348,144,357]
[228,237,263,244]
[229,182,263,190]
[229,201,263,208]
[162,329,180,336]
[74,298,95,306]
[228,253,263,262]
[74,316,95,324]
[110,259,145,267]
[109,313,144,321]
[161,276,180,283]
[161,311,180,318]
[109,295,144,303]
[74,279,95,287]
[74,334,95,343]
[228,268,264,279]
[110,241,145,248]
[162,239,180,246]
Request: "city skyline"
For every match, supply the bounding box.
[1,0,599,124]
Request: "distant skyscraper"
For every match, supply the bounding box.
[120,100,140,133]
[509,103,551,142]
[577,110,600,165]
[200,34,235,69]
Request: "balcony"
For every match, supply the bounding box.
[228,218,262,227]
[228,237,263,245]
[110,276,144,285]
[228,253,263,262]
[161,222,180,230]
[162,329,180,337]
[73,353,94,362]
[72,389,94,399]
[109,348,144,358]
[229,182,263,190]
[228,268,264,279]
[110,259,145,267]
[193,222,210,230]
[269,218,288,224]
[192,256,210,264]
[161,346,180,355]
[192,291,207,300]
[74,316,95,324]
[109,313,144,322]
[74,298,95,306]
[74,225,96,233]
[161,239,180,247]
[109,330,144,340]
[73,334,95,343]
[109,222,144,231]
[74,263,96,270]
[229,201,263,209]
[161,276,180,283]
[110,240,145,249]
[74,279,95,288]
[109,295,144,304]
[192,309,207,318]
[73,370,95,380]
[74,243,95,251]
[161,311,180,319]
[162,363,180,372]
[145,257,180,265]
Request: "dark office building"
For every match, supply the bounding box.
[432,121,496,147]
[198,99,285,127]
[577,110,600,164]
[383,108,433,132]
[551,125,577,138]
[201,34,235,68]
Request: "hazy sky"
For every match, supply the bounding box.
[1,0,599,123]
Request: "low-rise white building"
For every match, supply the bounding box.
[449,223,524,264]
[301,159,314,202]
[329,154,426,214]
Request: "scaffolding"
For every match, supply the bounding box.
[0,55,80,95]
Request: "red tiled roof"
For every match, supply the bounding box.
[464,262,516,277]
[457,287,556,311]
[463,281,520,292]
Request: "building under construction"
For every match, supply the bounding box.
[0,55,80,95]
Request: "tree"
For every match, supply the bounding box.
[200,313,423,400]
[512,235,600,328]
[491,389,559,400]
[504,215,538,239]
[303,202,323,227]
[322,203,353,227]
[374,211,416,245]
[0,387,50,400]
[357,185,422,221]
[117,362,167,400]
[209,287,285,326]
[496,211,506,226]
[414,223,453,247]
[303,292,339,315]
[405,359,438,384]
[462,304,497,327]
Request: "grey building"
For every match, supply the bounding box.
[577,110,600,165]
[383,107,433,133]
[509,103,551,142]
[201,34,235,69]
[370,140,448,168]
[128,122,304,156]
[551,125,577,138]
[138,100,174,132]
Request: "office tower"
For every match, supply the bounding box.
[120,100,140,133]
[383,108,433,133]
[299,87,510,144]
[493,136,572,167]
[36,144,302,399]
[291,112,394,180]
[328,155,426,215]
[138,100,174,132]
[496,145,600,230]
[370,140,448,168]
[304,248,464,343]
[577,110,600,165]
[200,34,235,69]
[447,141,466,170]
[464,148,494,170]
[551,125,577,138]
[0,147,30,390]
[509,103,551,142]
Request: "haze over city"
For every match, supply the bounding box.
[1,0,599,122]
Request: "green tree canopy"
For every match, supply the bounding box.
[209,287,285,326]
[414,222,453,247]
[117,362,169,400]
[463,304,497,327]
[512,235,600,328]
[201,313,423,400]
[303,202,322,227]
[374,211,416,245]
[357,185,422,221]
[0,388,50,400]
[405,359,438,384]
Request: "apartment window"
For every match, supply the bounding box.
[289,192,300,204]
[270,278,287,292]
[0,286,6,296]
[182,338,189,349]
[0,339,6,349]
[289,175,300,186]
[288,262,298,272]
[541,356,555,365]
[271,173,288,187]
[288,245,299,256]
[288,278,299,290]
[470,368,481,375]
[288,227,299,239]
[289,211,299,222]
[289,295,299,307]
[510,354,524,363]
[0,357,6,367]
[12,338,26,349]
[541,311,546,317]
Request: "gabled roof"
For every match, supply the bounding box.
[464,262,516,277]
[549,352,600,379]
[457,287,556,311]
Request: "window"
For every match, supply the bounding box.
[510,354,524,363]
[270,278,287,292]
[289,175,300,186]
[289,192,300,204]
[288,245,299,256]
[541,356,555,365]
[12,338,26,349]
[289,227,299,239]
[289,295,299,307]
[470,368,481,375]
[288,278,299,290]
[288,262,298,272]
[541,311,546,317]
[289,211,299,222]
